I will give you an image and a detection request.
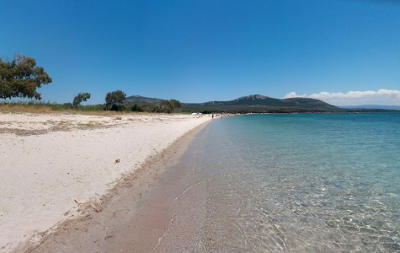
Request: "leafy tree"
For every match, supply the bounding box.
[169,99,181,109]
[105,90,126,110]
[0,55,52,100]
[73,92,91,107]
[160,99,182,113]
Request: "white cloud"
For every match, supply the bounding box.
[283,89,400,106]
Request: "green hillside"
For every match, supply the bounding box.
[182,94,342,113]
[124,95,164,105]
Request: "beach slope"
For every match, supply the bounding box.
[0,112,210,252]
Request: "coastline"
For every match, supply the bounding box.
[21,119,212,253]
[0,112,211,253]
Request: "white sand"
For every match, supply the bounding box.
[0,112,211,252]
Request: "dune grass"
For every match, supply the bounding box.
[0,102,188,115]
[0,102,124,115]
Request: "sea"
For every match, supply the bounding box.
[178,113,400,252]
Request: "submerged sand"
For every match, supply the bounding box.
[0,112,211,252]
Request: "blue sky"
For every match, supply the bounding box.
[1,0,400,105]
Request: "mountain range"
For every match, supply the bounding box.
[124,95,164,105]
[125,94,342,113]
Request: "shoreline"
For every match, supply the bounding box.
[0,112,211,253]
[19,119,211,253]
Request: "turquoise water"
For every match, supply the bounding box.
[190,113,400,252]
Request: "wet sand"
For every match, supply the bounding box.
[22,122,211,253]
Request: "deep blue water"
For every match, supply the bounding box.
[192,113,400,252]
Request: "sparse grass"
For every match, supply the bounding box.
[0,102,131,115]
[0,103,56,113]
[0,102,101,113]
[115,117,122,120]
[77,121,98,127]
[0,101,185,115]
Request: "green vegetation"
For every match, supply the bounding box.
[2,92,397,114]
[105,90,126,111]
[124,95,163,105]
[0,98,183,114]
[123,95,182,113]
[0,101,105,113]
[124,94,344,113]
[0,55,397,115]
[129,101,181,113]
[0,55,52,100]
[160,99,182,113]
[182,94,344,113]
[0,55,183,113]
[73,92,91,107]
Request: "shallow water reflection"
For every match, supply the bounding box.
[189,114,400,252]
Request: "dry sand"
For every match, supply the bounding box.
[0,112,211,252]
[26,120,210,253]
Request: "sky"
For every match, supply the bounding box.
[1,0,400,105]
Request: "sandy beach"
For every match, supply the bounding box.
[0,112,211,252]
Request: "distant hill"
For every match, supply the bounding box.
[182,94,341,113]
[123,94,400,113]
[124,95,163,105]
[123,94,346,113]
[341,105,400,111]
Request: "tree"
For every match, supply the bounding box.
[161,100,173,113]
[160,99,182,113]
[131,104,143,112]
[105,90,126,110]
[169,99,181,109]
[0,55,52,100]
[73,92,91,107]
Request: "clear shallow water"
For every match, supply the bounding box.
[191,113,400,252]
